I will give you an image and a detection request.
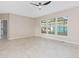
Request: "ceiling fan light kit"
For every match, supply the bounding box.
[38,6,42,9]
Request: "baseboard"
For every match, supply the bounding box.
[8,35,34,40]
[36,36,79,46]
[8,35,79,46]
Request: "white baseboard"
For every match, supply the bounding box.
[8,34,79,46]
[8,35,34,40]
[36,35,79,46]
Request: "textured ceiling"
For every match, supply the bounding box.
[0,1,79,17]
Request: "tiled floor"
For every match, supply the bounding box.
[0,37,79,58]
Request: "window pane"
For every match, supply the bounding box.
[41,20,47,33]
[57,16,68,36]
[48,18,56,34]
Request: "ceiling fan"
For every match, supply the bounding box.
[30,1,51,9]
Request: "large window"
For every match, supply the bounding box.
[41,16,68,36]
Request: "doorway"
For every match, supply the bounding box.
[0,20,7,40]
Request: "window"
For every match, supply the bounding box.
[41,20,47,33]
[57,16,68,36]
[48,18,56,34]
[41,16,68,36]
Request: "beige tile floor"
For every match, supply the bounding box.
[0,37,79,58]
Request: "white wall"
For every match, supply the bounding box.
[0,6,79,46]
[8,14,35,40]
[34,6,79,45]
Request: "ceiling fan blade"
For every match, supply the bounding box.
[30,3,39,6]
[43,1,51,5]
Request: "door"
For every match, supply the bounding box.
[0,20,1,39]
[1,20,7,40]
